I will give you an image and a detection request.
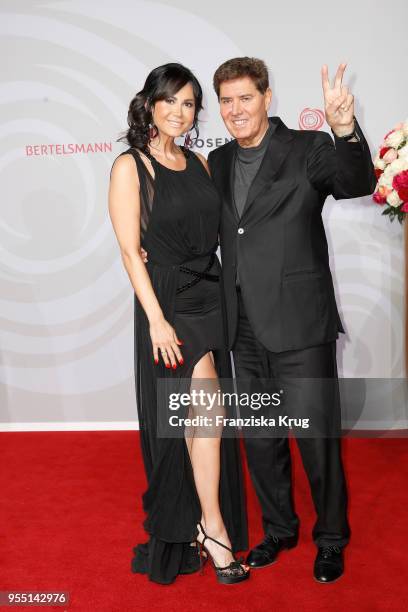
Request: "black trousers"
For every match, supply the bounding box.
[232,291,350,548]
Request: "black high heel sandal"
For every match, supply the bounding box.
[196,522,250,584]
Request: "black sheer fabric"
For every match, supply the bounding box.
[113,146,248,584]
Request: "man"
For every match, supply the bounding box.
[207,57,376,583]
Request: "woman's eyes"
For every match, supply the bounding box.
[165,98,194,108]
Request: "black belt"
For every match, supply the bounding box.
[176,253,219,294]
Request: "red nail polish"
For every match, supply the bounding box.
[165,364,170,369]
[154,358,159,364]
[172,364,177,370]
[179,359,184,365]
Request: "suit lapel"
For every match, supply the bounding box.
[240,117,294,220]
[218,140,239,221]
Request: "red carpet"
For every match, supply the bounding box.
[1,432,407,612]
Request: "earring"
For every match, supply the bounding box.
[183,131,192,148]
[184,125,195,149]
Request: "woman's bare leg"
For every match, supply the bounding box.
[187,352,244,568]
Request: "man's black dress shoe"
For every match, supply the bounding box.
[313,546,344,583]
[246,535,297,568]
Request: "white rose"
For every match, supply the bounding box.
[397,143,408,159]
[403,120,408,137]
[374,156,386,170]
[379,173,393,188]
[389,158,406,174]
[386,190,402,207]
[385,130,405,148]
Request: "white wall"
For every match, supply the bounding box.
[1,0,407,430]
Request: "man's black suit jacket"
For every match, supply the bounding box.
[208,116,377,353]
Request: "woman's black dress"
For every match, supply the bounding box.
[114,146,248,584]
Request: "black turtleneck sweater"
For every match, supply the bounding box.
[233,122,275,219]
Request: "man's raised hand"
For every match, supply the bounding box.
[321,63,355,137]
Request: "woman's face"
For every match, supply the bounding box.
[151,82,196,138]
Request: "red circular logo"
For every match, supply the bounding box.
[298,108,325,130]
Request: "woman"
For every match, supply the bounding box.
[108,63,249,585]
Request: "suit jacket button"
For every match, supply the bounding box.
[238,228,244,234]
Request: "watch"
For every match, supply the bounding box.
[335,129,359,142]
[331,121,360,142]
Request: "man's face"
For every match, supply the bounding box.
[218,76,272,145]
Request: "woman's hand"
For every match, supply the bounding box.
[149,316,184,369]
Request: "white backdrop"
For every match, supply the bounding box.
[1,0,407,430]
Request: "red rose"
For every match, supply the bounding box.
[392,170,408,202]
[401,202,408,213]
[375,168,383,179]
[373,190,386,205]
[380,146,390,158]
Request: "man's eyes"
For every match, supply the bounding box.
[221,97,251,104]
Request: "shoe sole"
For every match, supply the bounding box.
[313,574,343,584]
[217,572,250,585]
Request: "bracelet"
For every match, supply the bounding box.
[331,118,360,142]
[334,129,359,142]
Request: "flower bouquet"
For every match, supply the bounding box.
[373,120,408,223]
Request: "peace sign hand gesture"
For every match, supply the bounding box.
[321,63,355,137]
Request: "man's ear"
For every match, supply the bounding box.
[264,87,272,111]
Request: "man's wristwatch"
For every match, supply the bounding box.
[335,129,360,142]
[331,120,360,142]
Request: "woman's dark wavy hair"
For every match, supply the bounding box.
[117,63,203,153]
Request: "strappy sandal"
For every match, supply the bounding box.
[196,522,250,584]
